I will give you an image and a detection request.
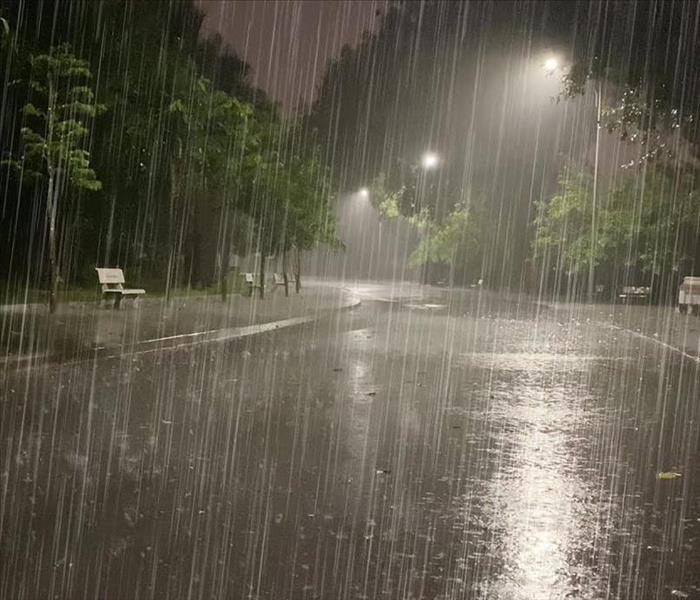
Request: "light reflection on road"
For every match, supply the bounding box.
[2,297,698,598]
[481,353,603,599]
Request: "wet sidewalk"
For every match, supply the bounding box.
[0,284,360,368]
[543,300,700,363]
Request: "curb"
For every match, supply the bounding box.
[1,294,361,371]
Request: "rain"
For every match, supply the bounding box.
[1,1,699,598]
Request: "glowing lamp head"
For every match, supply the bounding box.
[359,187,369,198]
[421,152,439,170]
[544,57,559,72]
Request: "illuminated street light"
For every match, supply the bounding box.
[359,187,369,198]
[421,152,439,170]
[543,56,559,72]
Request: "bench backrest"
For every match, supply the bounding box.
[96,268,125,291]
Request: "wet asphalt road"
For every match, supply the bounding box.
[1,289,699,599]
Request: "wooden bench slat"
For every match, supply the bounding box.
[96,268,126,284]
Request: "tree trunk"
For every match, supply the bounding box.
[165,156,184,304]
[104,190,116,267]
[282,247,289,297]
[47,171,59,313]
[219,203,229,302]
[46,79,59,313]
[259,252,265,299]
[219,262,228,301]
[294,246,301,294]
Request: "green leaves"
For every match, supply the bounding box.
[378,195,400,219]
[368,174,403,219]
[11,45,103,194]
[21,102,45,118]
[408,206,479,268]
[168,99,186,115]
[30,44,92,81]
[167,77,258,183]
[533,165,700,277]
[560,67,695,168]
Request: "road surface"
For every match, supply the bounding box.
[1,283,699,599]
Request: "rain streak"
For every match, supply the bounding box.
[1,1,699,599]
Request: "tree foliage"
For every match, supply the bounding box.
[408,205,480,269]
[13,45,105,190]
[3,44,105,311]
[533,165,700,297]
[0,0,337,304]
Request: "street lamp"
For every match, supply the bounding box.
[421,152,439,170]
[358,187,369,199]
[543,56,559,73]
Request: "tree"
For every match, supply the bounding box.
[533,169,597,280]
[559,2,700,169]
[283,151,338,293]
[250,128,337,298]
[167,76,260,299]
[408,204,483,286]
[533,165,700,300]
[6,44,104,311]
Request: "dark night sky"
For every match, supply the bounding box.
[197,0,386,111]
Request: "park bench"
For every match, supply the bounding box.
[95,268,145,309]
[272,273,295,286]
[618,285,650,303]
[241,272,260,296]
[242,272,294,295]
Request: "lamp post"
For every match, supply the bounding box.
[417,151,440,284]
[543,55,600,302]
[588,79,602,303]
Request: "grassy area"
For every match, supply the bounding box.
[0,283,221,307]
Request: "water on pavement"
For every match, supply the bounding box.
[1,290,698,599]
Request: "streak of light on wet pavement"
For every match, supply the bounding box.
[1,286,698,599]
